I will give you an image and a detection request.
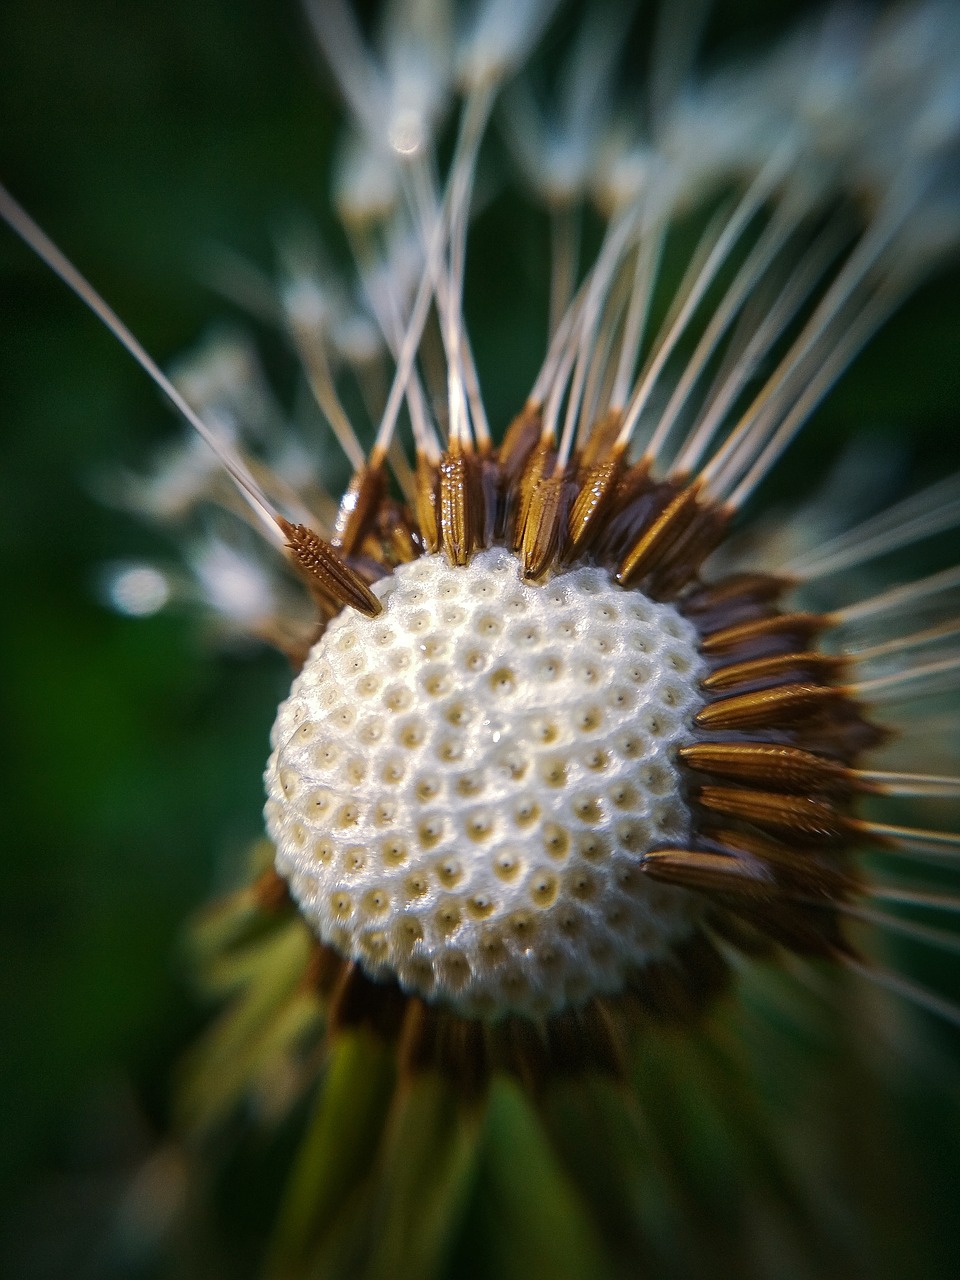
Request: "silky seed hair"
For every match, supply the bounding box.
[3,0,960,1080]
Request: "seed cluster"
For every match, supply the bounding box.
[266,548,706,1019]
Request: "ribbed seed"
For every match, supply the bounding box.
[618,483,702,586]
[679,742,851,792]
[702,652,842,691]
[414,454,440,554]
[695,785,845,840]
[695,682,840,730]
[332,461,387,556]
[279,519,382,617]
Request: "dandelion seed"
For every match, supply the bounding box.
[101,562,171,618]
[4,1,960,1277]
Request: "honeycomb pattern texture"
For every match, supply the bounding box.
[265,548,705,1020]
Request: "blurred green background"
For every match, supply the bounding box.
[1,1,959,1277]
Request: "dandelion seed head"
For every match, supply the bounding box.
[266,548,704,1018]
[5,0,960,1161]
[102,563,171,618]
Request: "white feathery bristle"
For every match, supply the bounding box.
[591,134,665,216]
[190,538,279,628]
[659,73,786,206]
[381,0,454,157]
[281,275,332,339]
[304,0,386,140]
[331,310,383,368]
[359,224,424,328]
[333,132,402,227]
[502,4,627,206]
[169,332,282,445]
[169,335,261,418]
[115,430,229,523]
[768,11,868,164]
[456,0,563,90]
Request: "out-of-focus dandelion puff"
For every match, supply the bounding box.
[4,1,960,1277]
[100,562,172,618]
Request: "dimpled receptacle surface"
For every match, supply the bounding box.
[265,548,705,1020]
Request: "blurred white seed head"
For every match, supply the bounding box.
[101,563,172,618]
[189,538,280,629]
[456,0,564,90]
